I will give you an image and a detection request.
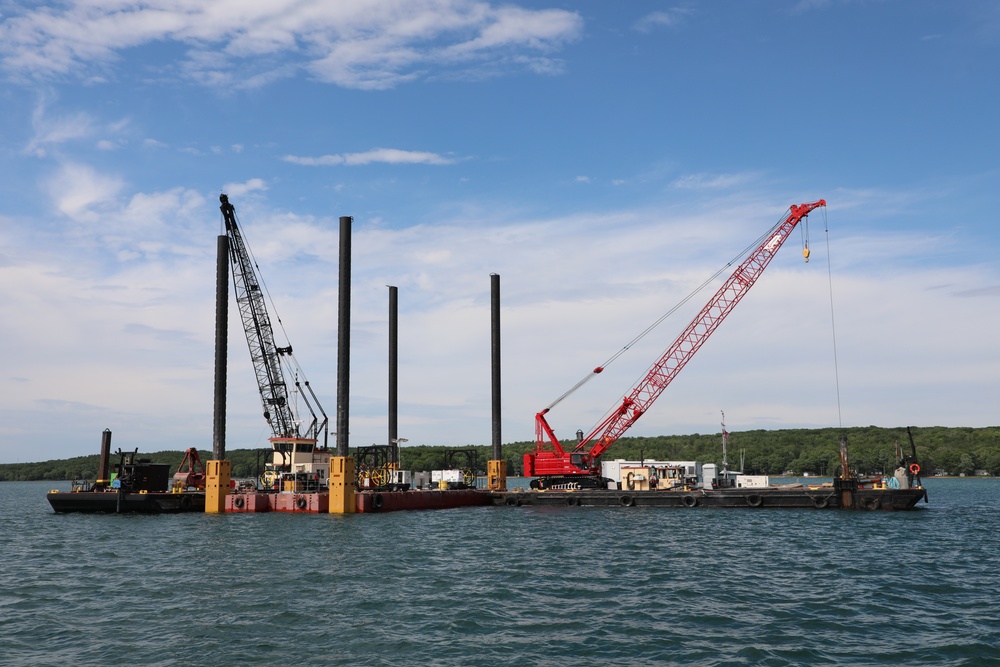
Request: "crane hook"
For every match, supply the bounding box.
[801,216,811,262]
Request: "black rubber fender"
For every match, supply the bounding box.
[233,495,245,509]
[372,493,384,510]
[682,494,698,508]
[296,495,308,510]
[619,494,635,507]
[746,494,763,508]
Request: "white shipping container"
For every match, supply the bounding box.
[736,475,770,488]
[431,469,463,483]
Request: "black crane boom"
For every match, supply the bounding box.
[220,193,299,438]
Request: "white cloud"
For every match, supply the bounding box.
[283,148,457,166]
[0,0,583,90]
[40,163,212,260]
[44,162,124,222]
[222,178,269,198]
[440,6,582,57]
[634,9,692,33]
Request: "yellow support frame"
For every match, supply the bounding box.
[205,460,231,513]
[329,456,356,514]
[487,459,507,491]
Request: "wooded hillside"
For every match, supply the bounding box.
[3,426,997,482]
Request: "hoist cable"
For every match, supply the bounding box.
[545,215,787,413]
[823,208,843,429]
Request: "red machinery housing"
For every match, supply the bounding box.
[525,200,826,488]
[172,447,207,490]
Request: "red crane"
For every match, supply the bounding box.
[525,200,826,489]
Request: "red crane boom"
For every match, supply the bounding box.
[526,200,826,487]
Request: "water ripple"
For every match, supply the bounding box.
[4,479,1000,665]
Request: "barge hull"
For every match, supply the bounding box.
[356,489,491,513]
[47,491,206,514]
[491,487,927,510]
[222,489,494,513]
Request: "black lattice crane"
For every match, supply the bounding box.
[219,194,326,442]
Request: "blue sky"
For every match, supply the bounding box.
[1,0,997,464]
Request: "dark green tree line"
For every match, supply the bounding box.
[2,426,997,482]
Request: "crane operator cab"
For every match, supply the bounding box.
[569,452,592,472]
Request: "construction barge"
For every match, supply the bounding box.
[45,198,927,515]
[493,426,929,512]
[47,428,928,514]
[49,474,926,514]
[46,429,496,514]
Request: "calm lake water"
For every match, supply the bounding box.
[3,478,1000,666]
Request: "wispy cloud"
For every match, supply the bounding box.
[24,102,95,157]
[0,1,583,90]
[671,171,756,190]
[634,8,693,33]
[283,148,457,166]
[24,98,133,157]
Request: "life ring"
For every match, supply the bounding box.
[504,496,519,507]
[682,495,698,508]
[372,493,384,510]
[233,495,245,509]
[863,497,881,511]
[746,494,763,508]
[812,495,829,509]
[619,495,635,507]
[296,496,308,510]
[909,463,921,474]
